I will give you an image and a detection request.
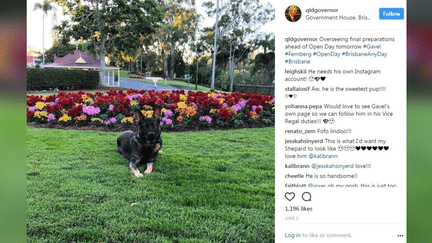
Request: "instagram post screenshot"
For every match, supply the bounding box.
[3,0,432,242]
[275,1,406,242]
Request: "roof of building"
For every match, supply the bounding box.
[43,49,118,70]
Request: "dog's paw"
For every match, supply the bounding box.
[134,172,144,177]
[144,165,153,174]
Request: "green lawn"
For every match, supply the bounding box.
[407,95,432,243]
[27,126,275,242]
[118,70,218,92]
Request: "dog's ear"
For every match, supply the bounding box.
[154,107,162,121]
[135,110,143,122]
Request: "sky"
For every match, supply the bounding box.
[27,0,275,55]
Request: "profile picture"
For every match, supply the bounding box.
[285,5,302,22]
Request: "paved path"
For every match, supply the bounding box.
[118,77,176,92]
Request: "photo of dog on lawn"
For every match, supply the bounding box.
[117,108,162,177]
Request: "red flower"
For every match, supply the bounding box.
[247,98,259,107]
[58,97,74,107]
[167,103,178,111]
[67,105,83,117]
[27,110,34,118]
[216,107,232,121]
[46,105,53,113]
[255,107,262,114]
[118,104,125,112]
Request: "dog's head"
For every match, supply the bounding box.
[135,108,162,144]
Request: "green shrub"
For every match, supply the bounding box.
[27,68,100,90]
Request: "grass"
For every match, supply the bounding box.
[407,95,432,243]
[118,70,218,92]
[27,126,275,242]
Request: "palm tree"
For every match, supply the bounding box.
[33,0,55,65]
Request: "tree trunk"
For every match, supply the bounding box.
[196,54,198,90]
[162,49,168,78]
[169,41,175,78]
[229,44,235,92]
[99,0,107,86]
[210,0,219,90]
[146,60,151,74]
[131,61,137,73]
[42,11,45,64]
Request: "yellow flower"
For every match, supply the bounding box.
[82,95,93,103]
[177,102,187,109]
[144,105,153,110]
[59,114,71,122]
[91,118,104,123]
[218,98,225,104]
[177,116,183,122]
[161,108,167,114]
[74,115,87,122]
[180,106,196,117]
[179,94,187,101]
[141,110,154,118]
[229,107,237,115]
[34,111,48,119]
[121,117,134,124]
[251,112,260,120]
[208,92,217,98]
[210,109,218,114]
[35,102,45,110]
[131,100,138,106]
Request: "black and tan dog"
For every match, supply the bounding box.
[117,108,162,177]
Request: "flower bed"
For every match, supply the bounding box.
[27,89,275,132]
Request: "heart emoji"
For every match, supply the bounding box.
[384,146,389,150]
[314,77,320,81]
[321,76,326,81]
[356,146,360,151]
[373,146,377,150]
[367,146,372,150]
[285,192,295,201]
[378,146,383,150]
[289,95,293,98]
[361,146,366,150]
[323,119,329,124]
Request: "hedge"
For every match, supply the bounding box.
[27,68,100,90]
[235,84,275,96]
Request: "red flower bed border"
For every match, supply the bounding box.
[27,89,275,132]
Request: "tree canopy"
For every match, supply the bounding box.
[54,0,163,84]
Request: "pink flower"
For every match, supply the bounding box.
[47,113,55,121]
[164,110,173,117]
[232,104,242,112]
[166,119,173,125]
[83,106,100,116]
[199,116,212,123]
[28,106,38,112]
